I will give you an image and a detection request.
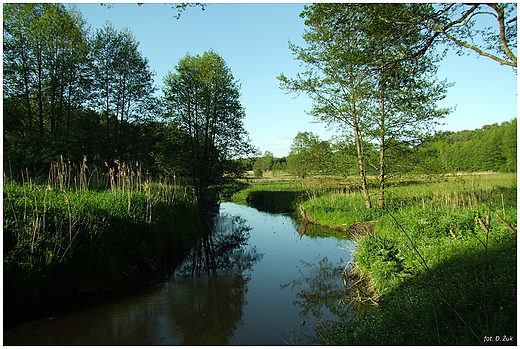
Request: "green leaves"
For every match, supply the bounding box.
[287,132,333,178]
[414,119,517,173]
[160,51,256,201]
[281,4,453,208]
[4,4,159,176]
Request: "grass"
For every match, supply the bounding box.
[233,172,361,212]
[3,160,204,316]
[312,174,517,345]
[234,172,517,345]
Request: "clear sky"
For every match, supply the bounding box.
[74,2,517,158]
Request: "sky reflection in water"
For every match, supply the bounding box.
[4,202,356,345]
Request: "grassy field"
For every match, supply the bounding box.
[234,172,517,345]
[234,171,362,212]
[3,174,204,316]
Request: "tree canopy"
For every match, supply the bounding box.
[158,51,256,201]
[279,3,452,207]
[287,132,332,179]
[357,3,517,69]
[3,4,256,202]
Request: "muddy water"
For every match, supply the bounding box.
[4,202,356,345]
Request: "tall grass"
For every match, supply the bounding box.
[3,158,203,315]
[299,173,517,345]
[235,172,516,344]
[232,177,361,212]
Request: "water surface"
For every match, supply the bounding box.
[4,202,356,345]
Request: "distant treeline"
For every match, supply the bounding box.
[247,119,517,178]
[415,119,516,173]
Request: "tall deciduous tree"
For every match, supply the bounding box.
[280,3,451,207]
[287,132,332,179]
[278,5,376,208]
[349,3,452,206]
[4,3,91,173]
[90,23,156,164]
[160,50,256,202]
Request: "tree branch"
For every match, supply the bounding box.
[487,3,517,66]
[442,27,516,67]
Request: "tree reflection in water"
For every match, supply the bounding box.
[179,211,263,275]
[281,222,358,326]
[281,256,352,321]
[167,272,251,345]
[168,210,264,345]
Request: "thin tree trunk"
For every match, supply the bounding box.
[378,86,386,208]
[378,133,385,207]
[105,82,111,164]
[353,123,372,209]
[37,45,45,134]
[21,46,33,131]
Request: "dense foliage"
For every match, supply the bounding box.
[415,119,517,173]
[3,4,517,342]
[3,4,160,176]
[3,4,255,200]
[3,3,254,319]
[287,132,332,179]
[158,51,256,201]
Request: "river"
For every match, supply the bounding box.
[4,201,356,345]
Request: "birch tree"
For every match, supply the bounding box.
[278,4,376,208]
[355,4,452,206]
[279,3,452,208]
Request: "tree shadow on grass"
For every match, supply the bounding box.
[325,237,516,345]
[245,190,301,213]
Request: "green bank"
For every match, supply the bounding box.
[3,180,203,318]
[234,173,517,345]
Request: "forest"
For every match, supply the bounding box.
[253,119,517,179]
[4,3,254,202]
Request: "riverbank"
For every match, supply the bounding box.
[4,201,353,345]
[3,181,204,324]
[234,172,517,345]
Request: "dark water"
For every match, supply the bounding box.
[4,202,356,345]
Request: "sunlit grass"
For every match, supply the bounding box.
[237,172,517,345]
[306,173,517,345]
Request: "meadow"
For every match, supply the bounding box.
[234,171,517,345]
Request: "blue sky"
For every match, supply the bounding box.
[75,3,517,158]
